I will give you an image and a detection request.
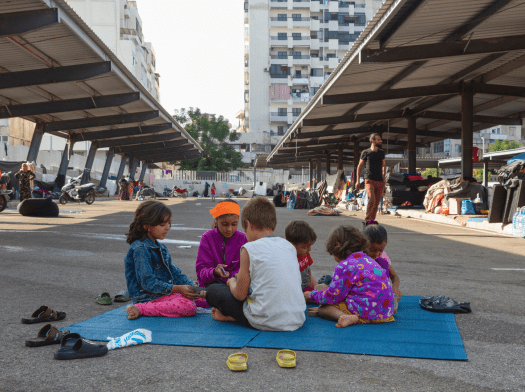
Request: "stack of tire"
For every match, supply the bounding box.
[18,197,59,217]
[385,173,440,207]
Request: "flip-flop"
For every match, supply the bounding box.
[21,306,66,324]
[114,290,131,303]
[95,292,112,305]
[25,324,70,347]
[227,353,248,371]
[276,350,296,368]
[54,333,108,360]
[307,307,320,317]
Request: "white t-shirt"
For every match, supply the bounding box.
[242,236,306,331]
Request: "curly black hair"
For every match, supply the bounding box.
[325,225,369,260]
[126,200,172,244]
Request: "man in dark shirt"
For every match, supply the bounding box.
[356,133,386,225]
[273,189,287,207]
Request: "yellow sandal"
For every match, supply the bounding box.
[276,349,296,368]
[227,352,248,371]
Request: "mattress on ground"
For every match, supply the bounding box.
[488,184,507,223]
[507,180,525,223]
[247,296,468,361]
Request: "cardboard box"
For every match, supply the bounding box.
[449,197,470,215]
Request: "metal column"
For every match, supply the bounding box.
[325,152,331,175]
[57,138,75,178]
[353,141,359,188]
[337,145,344,171]
[129,159,139,181]
[407,115,417,174]
[115,157,128,196]
[308,159,313,189]
[138,163,148,183]
[461,86,474,179]
[99,148,115,189]
[26,123,44,163]
[316,157,322,185]
[483,160,489,187]
[81,141,98,185]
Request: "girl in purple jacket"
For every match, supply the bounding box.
[195,200,248,288]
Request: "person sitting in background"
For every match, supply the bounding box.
[273,189,286,207]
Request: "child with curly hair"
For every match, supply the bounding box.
[124,200,200,320]
[285,220,318,292]
[304,225,395,328]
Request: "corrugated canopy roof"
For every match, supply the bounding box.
[268,0,525,164]
[0,0,202,164]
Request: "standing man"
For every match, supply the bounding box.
[356,133,386,226]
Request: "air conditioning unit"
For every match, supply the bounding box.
[263,68,269,72]
[302,66,308,69]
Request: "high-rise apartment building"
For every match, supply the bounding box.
[234,0,382,165]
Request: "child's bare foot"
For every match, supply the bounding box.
[336,314,359,328]
[126,305,141,320]
[211,307,236,322]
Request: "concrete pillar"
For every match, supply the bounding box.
[81,141,98,185]
[138,163,148,183]
[115,157,127,195]
[483,160,489,187]
[407,115,417,174]
[461,87,474,179]
[57,138,75,178]
[99,148,115,189]
[337,145,344,171]
[129,159,139,181]
[325,151,331,175]
[316,157,321,185]
[308,159,313,189]
[253,163,256,190]
[353,141,359,187]
[26,123,44,163]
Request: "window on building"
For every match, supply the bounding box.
[295,70,302,77]
[278,108,287,116]
[278,126,285,135]
[292,108,301,116]
[425,147,431,154]
[0,136,8,143]
[277,51,287,59]
[326,53,336,58]
[292,32,302,40]
[270,64,289,78]
[310,68,323,76]
[136,19,143,42]
[277,13,287,21]
[311,87,320,95]
[455,145,462,153]
[310,32,318,39]
[434,141,444,154]
[509,126,516,136]
[292,51,302,59]
[292,14,301,21]
[354,12,366,26]
[278,32,287,40]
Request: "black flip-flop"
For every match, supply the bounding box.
[25,324,70,347]
[54,333,108,360]
[21,306,66,324]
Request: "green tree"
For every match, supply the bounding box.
[473,168,483,182]
[171,108,247,171]
[487,139,522,152]
[421,168,443,178]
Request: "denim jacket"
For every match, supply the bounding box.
[124,237,194,303]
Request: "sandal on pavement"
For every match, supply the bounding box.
[95,292,112,305]
[276,349,296,368]
[227,353,248,371]
[21,306,66,324]
[54,333,108,360]
[25,324,70,347]
[114,290,131,303]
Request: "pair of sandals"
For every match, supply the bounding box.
[227,350,296,371]
[95,291,130,305]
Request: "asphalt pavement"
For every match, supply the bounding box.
[0,197,524,392]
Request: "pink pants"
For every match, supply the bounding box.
[135,293,197,317]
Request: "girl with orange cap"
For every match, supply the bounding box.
[195,200,248,289]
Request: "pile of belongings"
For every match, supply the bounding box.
[33,179,61,199]
[498,159,525,184]
[423,177,489,214]
[288,188,320,209]
[385,173,440,207]
[307,205,341,216]
[424,178,459,213]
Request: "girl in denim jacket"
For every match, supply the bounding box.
[125,201,200,320]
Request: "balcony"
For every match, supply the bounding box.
[292,0,311,8]
[310,19,320,30]
[270,55,288,65]
[293,17,311,27]
[310,38,320,50]
[269,18,288,27]
[328,38,339,50]
[310,56,326,68]
[328,0,338,12]
[290,36,311,47]
[328,57,339,68]
[270,0,288,8]
[270,76,290,84]
[338,42,350,51]
[270,36,289,46]
[290,55,311,66]
[270,112,289,123]
[291,75,309,84]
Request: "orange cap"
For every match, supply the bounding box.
[210,202,240,218]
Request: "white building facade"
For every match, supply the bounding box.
[236,0,382,165]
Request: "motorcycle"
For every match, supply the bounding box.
[0,172,12,212]
[59,175,97,205]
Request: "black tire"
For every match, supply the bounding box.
[85,191,95,205]
[182,192,188,198]
[59,194,68,205]
[0,195,6,212]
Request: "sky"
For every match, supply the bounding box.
[136,0,245,127]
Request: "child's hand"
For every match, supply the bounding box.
[226,276,237,288]
[214,264,229,278]
[303,291,312,301]
[174,285,200,299]
[393,286,402,300]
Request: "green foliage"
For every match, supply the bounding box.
[421,168,443,178]
[473,168,483,182]
[171,108,247,171]
[487,139,522,152]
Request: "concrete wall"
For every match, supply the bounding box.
[150,179,253,196]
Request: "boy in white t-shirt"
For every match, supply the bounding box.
[205,197,306,331]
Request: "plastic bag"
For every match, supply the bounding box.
[461,199,475,215]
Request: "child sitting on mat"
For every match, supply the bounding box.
[304,225,395,327]
[124,201,200,320]
[363,224,401,304]
[196,200,248,288]
[285,220,318,292]
[205,197,306,331]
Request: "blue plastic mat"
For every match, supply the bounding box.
[64,306,259,348]
[247,296,468,361]
[467,217,488,223]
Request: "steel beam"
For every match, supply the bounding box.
[138,151,201,162]
[461,90,474,179]
[129,159,139,182]
[26,123,44,163]
[0,8,60,38]
[407,116,417,174]
[96,132,181,149]
[138,164,148,183]
[316,158,321,185]
[115,157,128,194]
[353,142,359,188]
[325,152,331,175]
[99,148,115,189]
[309,159,313,188]
[322,83,461,105]
[77,123,174,142]
[377,0,425,49]
[81,142,98,185]
[295,126,461,140]
[418,110,521,125]
[43,111,160,133]
[0,62,112,90]
[338,145,344,171]
[0,92,140,119]
[114,140,190,155]
[57,140,74,178]
[472,82,525,98]
[130,146,198,158]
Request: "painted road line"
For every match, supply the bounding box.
[491,268,525,271]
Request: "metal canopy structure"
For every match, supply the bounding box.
[0,0,202,183]
[268,0,525,186]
